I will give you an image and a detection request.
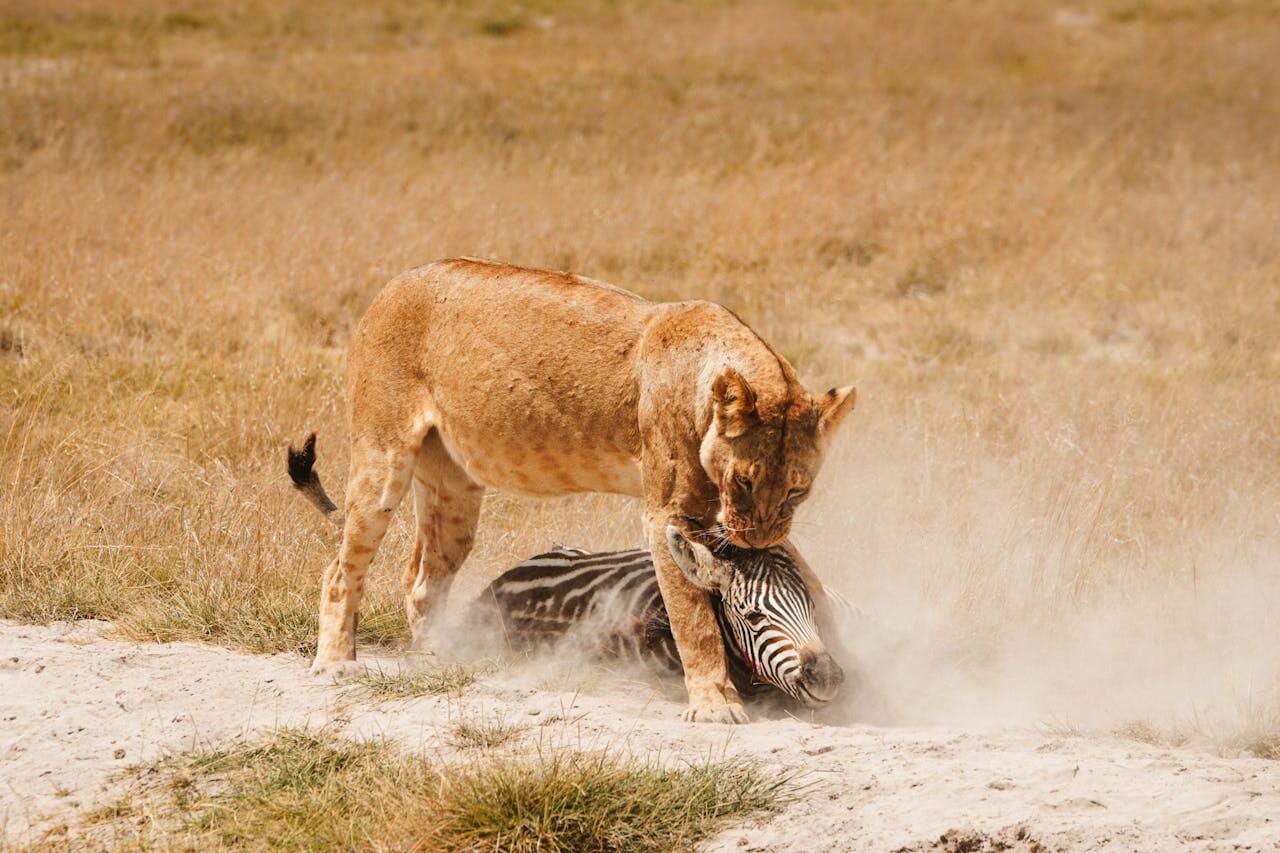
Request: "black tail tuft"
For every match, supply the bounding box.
[287,432,319,490]
[286,432,340,517]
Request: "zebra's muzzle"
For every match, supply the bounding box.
[788,651,845,707]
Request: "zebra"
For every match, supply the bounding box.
[470,526,846,709]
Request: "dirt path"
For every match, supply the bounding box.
[3,621,1278,851]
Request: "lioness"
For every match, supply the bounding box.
[295,258,855,723]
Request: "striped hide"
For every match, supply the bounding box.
[474,542,845,708]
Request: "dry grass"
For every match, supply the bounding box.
[353,661,497,701]
[1,0,1277,748]
[67,728,786,851]
[449,716,528,750]
[1108,699,1280,760]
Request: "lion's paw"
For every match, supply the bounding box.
[308,659,364,681]
[681,700,749,725]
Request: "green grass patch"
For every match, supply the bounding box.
[78,728,789,851]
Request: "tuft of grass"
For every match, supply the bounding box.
[1112,719,1190,750]
[1108,716,1280,761]
[477,14,528,37]
[1114,719,1167,747]
[78,728,789,851]
[83,796,139,825]
[1217,701,1280,760]
[449,717,527,750]
[354,662,496,700]
[1247,734,1280,761]
[894,261,950,299]
[0,325,25,358]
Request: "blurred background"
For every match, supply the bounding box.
[1,0,1277,750]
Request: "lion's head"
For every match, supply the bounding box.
[699,367,855,548]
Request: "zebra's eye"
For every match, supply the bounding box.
[743,608,767,627]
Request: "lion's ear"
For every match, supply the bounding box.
[817,385,857,440]
[712,367,757,438]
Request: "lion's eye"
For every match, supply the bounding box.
[733,474,753,495]
[786,487,809,503]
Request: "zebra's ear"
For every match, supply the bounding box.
[664,526,729,592]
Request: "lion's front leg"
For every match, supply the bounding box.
[644,512,748,724]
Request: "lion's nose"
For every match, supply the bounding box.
[744,525,785,548]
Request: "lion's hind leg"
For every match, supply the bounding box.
[311,439,416,678]
[402,431,484,651]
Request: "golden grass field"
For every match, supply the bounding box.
[2,0,1278,754]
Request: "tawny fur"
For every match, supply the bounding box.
[300,258,856,723]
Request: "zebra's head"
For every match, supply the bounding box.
[665,526,844,708]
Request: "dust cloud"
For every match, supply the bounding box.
[802,423,1280,746]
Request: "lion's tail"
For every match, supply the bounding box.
[286,432,343,527]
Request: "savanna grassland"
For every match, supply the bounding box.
[2,0,1278,753]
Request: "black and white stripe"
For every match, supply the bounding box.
[475,544,827,705]
[713,546,823,705]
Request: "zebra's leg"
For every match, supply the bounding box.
[312,438,416,678]
[403,431,483,650]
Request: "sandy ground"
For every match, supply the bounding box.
[3,621,1279,851]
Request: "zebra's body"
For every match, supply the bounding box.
[477,542,844,706]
